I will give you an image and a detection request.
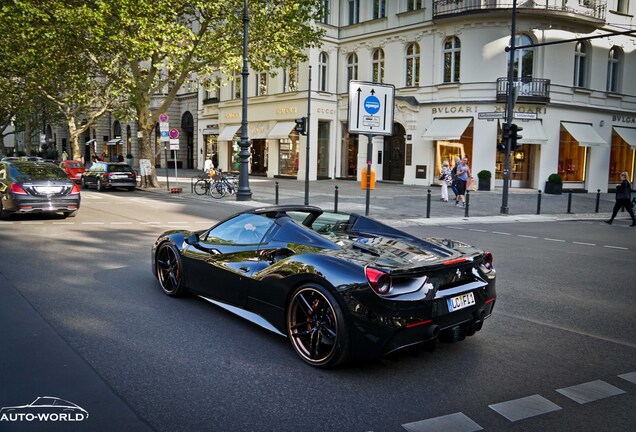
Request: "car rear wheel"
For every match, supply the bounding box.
[80,177,88,189]
[287,284,350,368]
[155,242,187,297]
[0,202,10,219]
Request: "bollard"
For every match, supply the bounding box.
[567,189,573,214]
[464,191,470,217]
[537,190,542,215]
[426,189,431,218]
[595,189,601,213]
[275,181,279,205]
[334,185,339,213]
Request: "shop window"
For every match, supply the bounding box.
[317,122,330,178]
[558,129,587,182]
[434,123,473,179]
[279,133,299,176]
[609,133,635,183]
[342,130,358,178]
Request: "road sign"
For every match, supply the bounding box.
[159,113,169,123]
[160,130,169,142]
[159,121,169,132]
[169,128,180,139]
[348,81,395,136]
[169,139,179,150]
[478,112,505,120]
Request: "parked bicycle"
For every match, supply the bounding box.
[194,168,238,199]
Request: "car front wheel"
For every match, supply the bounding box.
[287,284,350,368]
[155,242,187,297]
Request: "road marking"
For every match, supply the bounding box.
[556,380,625,404]
[469,229,487,232]
[544,238,566,242]
[489,394,561,422]
[517,234,537,239]
[111,222,133,225]
[492,231,511,235]
[618,371,636,385]
[402,412,482,432]
[603,245,628,250]
[81,222,105,225]
[573,241,596,246]
[20,221,44,224]
[52,222,75,225]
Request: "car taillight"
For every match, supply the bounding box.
[10,183,27,195]
[366,267,391,295]
[103,172,111,178]
[482,251,493,270]
[70,183,81,195]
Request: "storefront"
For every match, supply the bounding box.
[610,126,636,183]
[423,117,473,180]
[558,122,608,189]
[495,119,547,188]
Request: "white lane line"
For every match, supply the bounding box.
[52,222,76,225]
[111,222,133,225]
[517,234,537,239]
[603,245,628,250]
[469,229,487,232]
[556,380,625,405]
[402,412,482,432]
[572,241,596,246]
[544,238,565,242]
[139,222,161,225]
[489,394,561,422]
[492,231,511,235]
[81,222,105,225]
[20,222,44,224]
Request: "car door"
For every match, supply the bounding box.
[182,213,275,308]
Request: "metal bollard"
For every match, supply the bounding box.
[537,190,542,215]
[595,189,601,213]
[426,189,431,218]
[275,181,279,205]
[567,189,573,214]
[334,185,339,213]
[464,191,470,217]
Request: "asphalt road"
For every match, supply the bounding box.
[0,189,634,432]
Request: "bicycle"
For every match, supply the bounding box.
[193,169,237,199]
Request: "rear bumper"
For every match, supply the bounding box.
[4,196,80,214]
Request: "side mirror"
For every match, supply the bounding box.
[185,233,199,246]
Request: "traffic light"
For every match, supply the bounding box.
[294,117,307,135]
[498,123,510,153]
[510,123,523,151]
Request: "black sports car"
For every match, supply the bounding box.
[152,205,496,367]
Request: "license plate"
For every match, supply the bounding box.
[111,174,127,179]
[35,186,62,194]
[447,292,475,312]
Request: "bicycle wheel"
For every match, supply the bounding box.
[194,179,209,195]
[209,180,227,199]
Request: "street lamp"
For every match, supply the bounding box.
[236,0,252,201]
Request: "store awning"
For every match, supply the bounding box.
[614,127,636,149]
[422,118,472,140]
[499,119,547,144]
[267,122,297,140]
[107,139,122,145]
[561,122,608,147]
[202,128,219,136]
[218,125,241,141]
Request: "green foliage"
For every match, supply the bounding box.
[547,173,563,183]
[477,170,492,179]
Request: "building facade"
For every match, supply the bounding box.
[48,1,636,193]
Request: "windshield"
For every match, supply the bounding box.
[11,164,68,181]
[108,164,133,172]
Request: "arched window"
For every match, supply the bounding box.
[318,52,328,92]
[443,36,461,83]
[347,53,358,83]
[405,42,420,87]
[372,48,384,83]
[607,47,622,93]
[511,34,534,80]
[573,41,589,88]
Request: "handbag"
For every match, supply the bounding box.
[468,176,477,192]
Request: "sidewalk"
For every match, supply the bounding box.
[147,168,617,225]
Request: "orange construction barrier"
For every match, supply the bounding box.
[360,166,376,190]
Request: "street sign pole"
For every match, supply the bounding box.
[365,134,373,216]
[304,65,311,205]
[501,0,517,215]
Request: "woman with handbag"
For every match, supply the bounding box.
[605,171,636,226]
[439,161,452,202]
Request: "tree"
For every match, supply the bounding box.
[91,0,325,187]
[0,0,126,160]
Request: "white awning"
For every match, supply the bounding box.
[614,127,636,149]
[84,139,96,145]
[499,119,547,144]
[561,122,608,147]
[218,125,241,141]
[201,128,219,136]
[107,139,122,145]
[422,118,472,140]
[267,122,297,140]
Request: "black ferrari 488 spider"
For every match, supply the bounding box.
[152,205,496,367]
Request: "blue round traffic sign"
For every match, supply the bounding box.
[364,96,381,115]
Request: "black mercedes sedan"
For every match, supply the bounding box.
[152,205,496,367]
[0,160,81,218]
[81,162,136,191]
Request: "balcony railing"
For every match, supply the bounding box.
[433,0,607,21]
[496,77,551,103]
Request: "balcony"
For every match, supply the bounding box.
[433,1,607,30]
[496,77,551,104]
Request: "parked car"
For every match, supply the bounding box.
[81,162,136,191]
[59,160,85,183]
[152,205,496,367]
[0,160,81,218]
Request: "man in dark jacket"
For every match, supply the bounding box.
[605,171,636,226]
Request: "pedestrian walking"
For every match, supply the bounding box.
[605,171,636,226]
[450,156,461,199]
[439,161,452,202]
[455,156,470,207]
[203,155,213,174]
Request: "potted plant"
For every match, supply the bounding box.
[544,173,563,195]
[126,153,134,166]
[476,170,492,191]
